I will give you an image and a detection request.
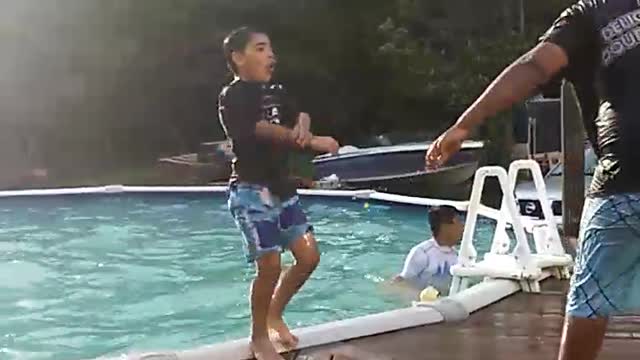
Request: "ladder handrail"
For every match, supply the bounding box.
[458,160,564,269]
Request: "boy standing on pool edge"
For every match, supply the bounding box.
[218,27,340,360]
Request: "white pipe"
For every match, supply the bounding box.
[296,189,374,198]
[123,186,228,193]
[94,307,445,360]
[0,185,229,197]
[0,186,118,197]
[0,186,475,212]
[448,271,552,314]
[368,192,469,210]
[91,274,547,360]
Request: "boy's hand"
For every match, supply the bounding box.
[310,136,340,155]
[292,113,313,148]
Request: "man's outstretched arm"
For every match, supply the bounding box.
[454,42,569,131]
[425,42,571,168]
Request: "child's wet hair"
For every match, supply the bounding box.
[428,205,460,238]
[222,26,263,74]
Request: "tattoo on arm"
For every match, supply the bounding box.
[515,51,553,86]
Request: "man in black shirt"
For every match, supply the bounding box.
[218,27,339,360]
[426,1,640,359]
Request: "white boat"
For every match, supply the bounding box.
[312,141,485,198]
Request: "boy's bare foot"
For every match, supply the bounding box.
[268,316,299,348]
[251,337,285,360]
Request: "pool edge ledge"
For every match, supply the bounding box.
[0,186,470,210]
[94,274,553,360]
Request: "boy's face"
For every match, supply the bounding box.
[233,33,276,82]
[450,215,464,244]
[439,214,464,246]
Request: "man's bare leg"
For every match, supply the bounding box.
[269,232,320,348]
[557,315,608,360]
[251,252,286,360]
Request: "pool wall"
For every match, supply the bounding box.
[105,271,553,360]
[0,183,559,360]
[0,185,468,209]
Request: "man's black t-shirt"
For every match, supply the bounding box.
[218,79,299,198]
[540,0,640,196]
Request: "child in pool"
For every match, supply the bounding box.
[392,205,464,297]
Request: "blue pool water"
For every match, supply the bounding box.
[0,193,496,360]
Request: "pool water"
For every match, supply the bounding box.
[0,194,496,360]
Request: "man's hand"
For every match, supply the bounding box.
[292,112,313,148]
[425,42,569,170]
[425,125,471,170]
[310,136,340,155]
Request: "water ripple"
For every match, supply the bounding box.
[0,195,494,360]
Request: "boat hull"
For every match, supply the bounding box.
[312,142,482,198]
[341,161,478,199]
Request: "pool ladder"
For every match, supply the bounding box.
[449,160,573,295]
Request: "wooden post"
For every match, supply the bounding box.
[560,81,584,253]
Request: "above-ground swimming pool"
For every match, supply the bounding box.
[0,191,496,360]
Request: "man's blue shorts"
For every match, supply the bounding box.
[567,193,640,318]
[228,183,313,263]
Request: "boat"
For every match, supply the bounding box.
[312,141,484,198]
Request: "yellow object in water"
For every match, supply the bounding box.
[364,202,369,209]
[419,286,440,302]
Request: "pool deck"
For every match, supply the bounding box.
[283,279,640,360]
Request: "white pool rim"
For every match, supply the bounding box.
[0,185,554,360]
[91,272,553,360]
[0,185,470,210]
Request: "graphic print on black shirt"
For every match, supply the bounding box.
[540,0,640,195]
[218,80,299,198]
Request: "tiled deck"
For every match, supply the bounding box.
[282,280,640,360]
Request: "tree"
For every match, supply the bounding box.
[0,0,573,185]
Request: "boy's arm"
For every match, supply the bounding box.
[221,84,301,149]
[296,112,311,130]
[255,121,339,154]
[255,120,304,149]
[282,84,312,147]
[383,248,427,300]
[221,84,336,153]
[290,112,313,148]
[394,247,428,284]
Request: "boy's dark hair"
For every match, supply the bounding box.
[222,26,262,74]
[428,205,460,238]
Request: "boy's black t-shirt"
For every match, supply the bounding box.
[218,79,300,198]
[540,0,640,196]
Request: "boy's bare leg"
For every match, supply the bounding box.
[251,252,286,360]
[557,316,608,360]
[269,232,320,348]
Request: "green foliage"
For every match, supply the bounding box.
[0,0,573,182]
